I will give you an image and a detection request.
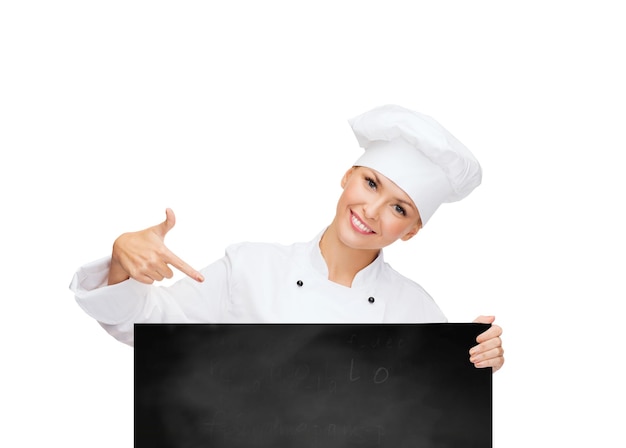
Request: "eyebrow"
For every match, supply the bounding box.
[367,170,416,211]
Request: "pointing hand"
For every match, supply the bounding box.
[108,208,204,285]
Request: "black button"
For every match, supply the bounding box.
[368,296,375,304]
[296,280,304,287]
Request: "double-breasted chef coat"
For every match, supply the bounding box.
[70,230,446,346]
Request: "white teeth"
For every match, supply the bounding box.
[352,214,373,233]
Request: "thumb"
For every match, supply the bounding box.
[155,208,176,238]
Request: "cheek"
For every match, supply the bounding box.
[334,191,353,219]
[335,190,348,211]
[384,215,417,237]
[389,222,409,237]
[337,184,360,206]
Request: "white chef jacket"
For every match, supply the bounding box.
[70,231,446,346]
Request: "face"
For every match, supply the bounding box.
[332,166,422,251]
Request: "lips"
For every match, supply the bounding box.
[350,211,375,234]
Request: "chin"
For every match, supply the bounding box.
[339,230,381,251]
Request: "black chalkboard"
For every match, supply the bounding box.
[135,324,492,448]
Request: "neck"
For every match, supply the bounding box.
[319,222,380,287]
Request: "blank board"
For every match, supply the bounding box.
[135,323,492,447]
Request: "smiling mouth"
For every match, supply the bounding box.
[351,211,375,234]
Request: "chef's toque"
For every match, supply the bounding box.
[349,104,482,226]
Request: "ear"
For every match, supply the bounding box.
[340,167,357,189]
[400,222,422,241]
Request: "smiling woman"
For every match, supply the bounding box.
[320,167,423,286]
[69,104,504,373]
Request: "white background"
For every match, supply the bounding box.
[1,1,625,446]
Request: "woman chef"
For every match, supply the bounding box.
[70,104,504,372]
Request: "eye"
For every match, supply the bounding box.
[394,205,406,216]
[365,177,377,190]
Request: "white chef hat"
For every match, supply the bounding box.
[349,104,482,226]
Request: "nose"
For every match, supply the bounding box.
[363,199,384,220]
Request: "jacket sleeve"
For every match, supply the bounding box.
[69,254,232,346]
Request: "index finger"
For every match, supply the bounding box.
[476,324,502,343]
[163,248,205,282]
